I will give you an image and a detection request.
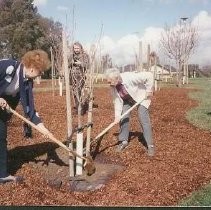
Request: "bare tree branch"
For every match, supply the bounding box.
[160,20,198,86]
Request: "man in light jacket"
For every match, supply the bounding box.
[105,68,154,156]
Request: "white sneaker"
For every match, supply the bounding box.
[148,145,155,157]
[0,175,24,184]
[116,141,128,152]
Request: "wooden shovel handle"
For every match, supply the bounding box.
[94,121,116,140]
[6,106,87,161]
[94,101,141,140]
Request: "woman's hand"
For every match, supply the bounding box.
[0,98,8,110]
[74,60,82,66]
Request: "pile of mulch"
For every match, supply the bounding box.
[0,86,211,206]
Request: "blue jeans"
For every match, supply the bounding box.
[119,102,153,147]
[0,95,19,178]
[0,118,8,178]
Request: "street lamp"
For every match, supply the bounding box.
[181,17,188,22]
[180,17,189,84]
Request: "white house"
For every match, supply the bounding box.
[150,64,177,82]
[150,65,171,75]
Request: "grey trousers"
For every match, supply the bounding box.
[119,102,153,147]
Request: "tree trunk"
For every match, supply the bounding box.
[62,29,74,177]
[139,41,143,71]
[59,76,63,96]
[177,62,183,87]
[86,91,93,157]
[50,47,55,96]
[76,102,83,176]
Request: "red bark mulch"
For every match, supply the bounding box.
[0,86,211,206]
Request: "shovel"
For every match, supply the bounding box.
[94,100,143,142]
[6,106,96,176]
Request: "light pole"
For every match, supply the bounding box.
[180,17,189,85]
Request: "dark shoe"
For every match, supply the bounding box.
[0,175,24,184]
[147,145,155,157]
[116,141,128,152]
[93,103,98,108]
[23,123,32,138]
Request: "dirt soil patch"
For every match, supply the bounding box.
[0,86,211,206]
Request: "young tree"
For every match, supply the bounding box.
[160,19,198,87]
[48,20,63,78]
[36,17,63,80]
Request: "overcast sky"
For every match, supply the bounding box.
[34,0,211,66]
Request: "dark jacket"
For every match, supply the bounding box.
[0,59,41,125]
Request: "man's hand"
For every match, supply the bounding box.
[146,92,153,100]
[114,117,121,124]
[0,98,8,110]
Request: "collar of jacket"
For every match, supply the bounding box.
[0,59,20,96]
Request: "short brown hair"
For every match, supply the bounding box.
[21,49,51,72]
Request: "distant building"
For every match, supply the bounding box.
[150,64,172,75]
[149,64,177,81]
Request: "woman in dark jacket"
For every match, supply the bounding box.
[69,42,90,114]
[0,49,52,184]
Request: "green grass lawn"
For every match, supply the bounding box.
[179,77,211,206]
[179,185,211,206]
[186,78,211,131]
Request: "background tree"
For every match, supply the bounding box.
[0,0,62,60]
[160,19,198,87]
[0,0,40,58]
[0,0,63,79]
[101,54,112,73]
[41,18,63,77]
